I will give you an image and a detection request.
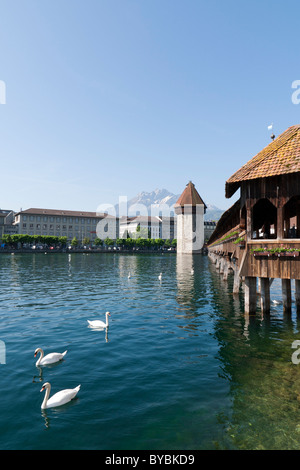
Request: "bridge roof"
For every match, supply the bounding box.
[225,124,300,198]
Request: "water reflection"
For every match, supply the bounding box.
[87,325,109,342]
[207,254,300,449]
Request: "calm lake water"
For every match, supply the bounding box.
[1,252,300,450]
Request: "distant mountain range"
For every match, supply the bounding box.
[117,189,224,221]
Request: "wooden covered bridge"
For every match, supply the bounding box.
[207,124,300,315]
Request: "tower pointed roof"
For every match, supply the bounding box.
[225,124,300,198]
[175,181,206,209]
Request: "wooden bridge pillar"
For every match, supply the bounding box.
[233,267,241,294]
[244,277,257,314]
[223,256,230,280]
[260,277,270,314]
[282,279,292,314]
[295,280,300,315]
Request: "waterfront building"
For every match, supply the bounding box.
[0,210,18,238]
[174,181,206,254]
[13,208,119,243]
[119,215,176,240]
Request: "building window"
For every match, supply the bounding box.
[36,224,41,229]
[43,224,47,230]
[23,223,26,228]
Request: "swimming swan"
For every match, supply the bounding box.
[87,311,111,328]
[158,273,162,281]
[34,348,67,367]
[40,382,80,409]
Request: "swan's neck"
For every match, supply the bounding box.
[36,349,44,366]
[41,384,51,409]
[105,314,109,327]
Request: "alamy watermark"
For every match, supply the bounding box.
[291,340,300,364]
[95,195,204,251]
[0,80,6,104]
[291,80,300,104]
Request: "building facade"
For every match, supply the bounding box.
[119,215,177,240]
[0,210,18,238]
[14,208,119,242]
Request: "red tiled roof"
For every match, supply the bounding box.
[226,125,300,198]
[15,208,115,218]
[174,181,206,207]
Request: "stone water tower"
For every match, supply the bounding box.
[174,181,206,254]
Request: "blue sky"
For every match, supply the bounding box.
[1,0,300,213]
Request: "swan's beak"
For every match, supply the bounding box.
[34,352,37,357]
[40,385,45,392]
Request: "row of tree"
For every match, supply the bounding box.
[1,233,177,250]
[1,234,68,247]
[65,236,177,250]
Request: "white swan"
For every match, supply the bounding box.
[87,311,111,328]
[158,273,162,281]
[40,382,80,409]
[34,348,67,366]
[128,272,131,279]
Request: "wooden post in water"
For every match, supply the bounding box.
[244,277,257,314]
[223,256,230,280]
[282,279,292,314]
[219,257,224,274]
[295,280,300,315]
[260,277,270,314]
[233,267,241,294]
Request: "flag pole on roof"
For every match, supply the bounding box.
[268,123,275,140]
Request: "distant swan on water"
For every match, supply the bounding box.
[87,311,111,328]
[128,272,131,279]
[34,348,67,367]
[158,273,162,281]
[40,382,80,409]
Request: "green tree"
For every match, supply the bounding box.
[1,234,12,245]
[94,237,103,247]
[125,238,135,249]
[82,237,91,246]
[104,237,114,247]
[116,238,126,247]
[71,237,79,247]
[58,236,68,247]
[154,238,164,249]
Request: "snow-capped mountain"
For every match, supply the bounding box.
[117,189,224,221]
[128,189,179,213]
